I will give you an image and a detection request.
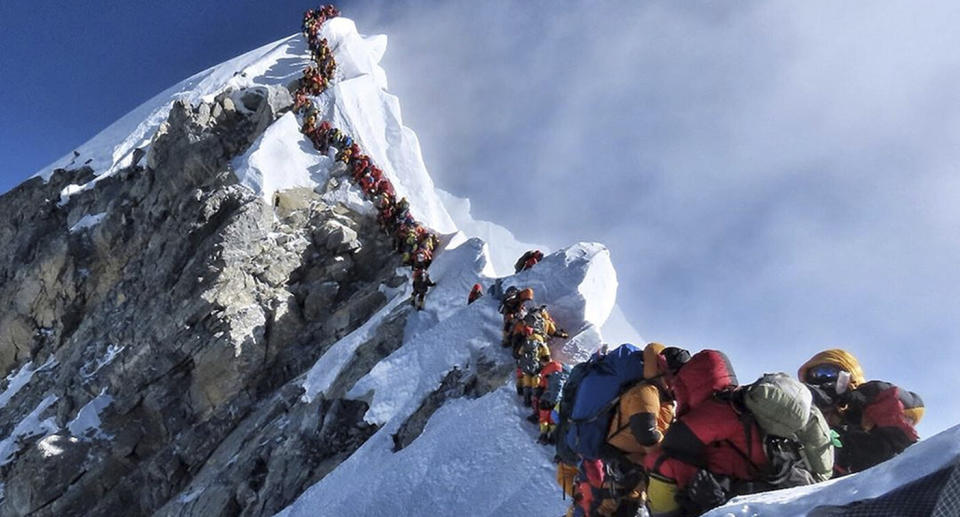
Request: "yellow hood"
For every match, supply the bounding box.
[643,342,667,380]
[798,348,865,388]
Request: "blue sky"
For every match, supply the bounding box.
[2,1,958,437]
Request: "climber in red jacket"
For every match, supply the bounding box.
[467,284,484,304]
[514,250,544,273]
[645,350,768,517]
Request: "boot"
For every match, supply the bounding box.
[526,413,539,424]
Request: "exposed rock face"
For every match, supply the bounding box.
[0,86,410,516]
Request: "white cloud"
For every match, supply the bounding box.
[353,0,960,436]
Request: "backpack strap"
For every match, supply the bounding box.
[571,395,623,425]
[721,411,763,478]
[606,378,657,441]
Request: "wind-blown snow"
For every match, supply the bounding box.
[437,189,643,346]
[436,189,549,277]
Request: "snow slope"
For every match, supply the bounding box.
[284,235,616,517]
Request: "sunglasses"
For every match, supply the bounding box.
[805,363,842,385]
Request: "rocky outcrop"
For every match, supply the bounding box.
[392,356,512,452]
[0,85,407,516]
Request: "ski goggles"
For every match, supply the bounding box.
[805,363,842,385]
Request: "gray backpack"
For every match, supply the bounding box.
[519,339,543,375]
[742,373,835,482]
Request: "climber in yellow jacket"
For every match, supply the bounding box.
[603,343,690,516]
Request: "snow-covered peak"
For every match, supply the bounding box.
[36,35,309,183]
[225,16,457,233]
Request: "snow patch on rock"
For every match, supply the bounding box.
[67,391,114,440]
[69,212,106,233]
[0,395,58,466]
[0,358,57,411]
[232,113,332,204]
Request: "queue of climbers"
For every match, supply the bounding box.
[479,251,925,516]
[295,7,925,515]
[294,5,440,309]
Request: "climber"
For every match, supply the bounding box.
[798,349,924,475]
[401,227,420,263]
[392,223,409,252]
[647,349,833,516]
[607,344,689,461]
[301,111,317,135]
[572,459,619,517]
[359,173,377,196]
[499,287,534,347]
[526,304,569,340]
[429,232,440,251]
[411,246,433,270]
[374,178,395,201]
[598,344,690,514]
[294,91,311,112]
[352,157,371,179]
[535,358,565,443]
[509,305,568,357]
[310,120,331,152]
[517,330,549,407]
[376,200,394,232]
[395,197,410,217]
[514,249,544,273]
[467,284,484,305]
[644,350,764,517]
[410,268,436,311]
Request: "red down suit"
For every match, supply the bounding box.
[646,350,768,515]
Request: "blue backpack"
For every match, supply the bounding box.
[563,344,646,460]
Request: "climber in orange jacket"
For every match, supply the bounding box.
[607,343,689,463]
